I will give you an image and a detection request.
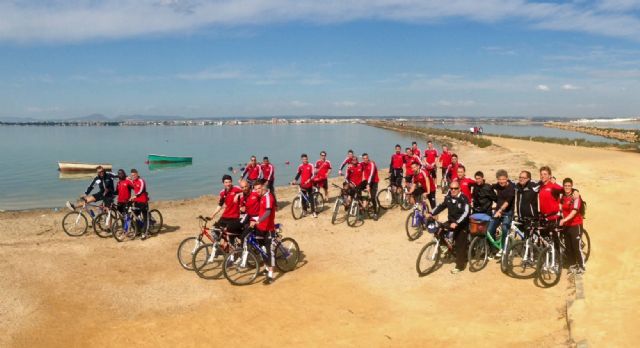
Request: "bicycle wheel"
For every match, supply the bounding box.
[223,249,260,286]
[376,187,395,210]
[400,193,412,210]
[416,241,441,276]
[537,245,563,287]
[147,209,163,235]
[93,212,115,238]
[405,211,423,241]
[193,243,225,279]
[581,229,591,264]
[505,240,539,279]
[313,192,325,213]
[177,236,202,270]
[331,198,342,225]
[500,237,512,274]
[346,201,360,227]
[62,211,88,237]
[291,196,304,220]
[440,179,448,194]
[112,216,138,242]
[275,237,300,272]
[468,236,489,272]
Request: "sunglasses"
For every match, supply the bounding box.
[450,187,460,190]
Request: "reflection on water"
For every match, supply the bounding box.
[148,162,193,171]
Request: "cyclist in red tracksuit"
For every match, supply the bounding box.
[423,140,439,180]
[403,147,421,184]
[129,168,150,239]
[260,156,275,201]
[314,151,332,199]
[389,144,405,194]
[439,145,453,179]
[249,180,277,284]
[453,165,475,203]
[211,174,244,246]
[411,141,421,157]
[242,156,263,185]
[559,177,586,274]
[345,156,363,202]
[115,169,133,215]
[292,153,317,218]
[360,153,380,220]
[338,149,355,176]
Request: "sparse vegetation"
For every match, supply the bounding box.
[368,121,493,148]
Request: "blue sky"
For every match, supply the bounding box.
[1,0,640,119]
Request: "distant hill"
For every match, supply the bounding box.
[70,113,111,121]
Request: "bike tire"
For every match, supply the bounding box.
[222,249,260,286]
[581,229,591,264]
[376,188,395,210]
[440,179,448,194]
[112,216,138,242]
[177,236,202,270]
[147,209,163,235]
[346,201,360,227]
[468,236,489,272]
[400,195,412,210]
[291,196,304,220]
[313,192,325,213]
[416,241,441,276]
[505,240,539,279]
[537,245,563,288]
[275,237,300,272]
[331,198,342,225]
[193,243,225,279]
[93,212,114,238]
[405,211,423,241]
[500,237,512,274]
[62,211,89,237]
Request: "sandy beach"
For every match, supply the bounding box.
[1,135,638,347]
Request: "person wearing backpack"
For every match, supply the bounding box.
[559,177,586,275]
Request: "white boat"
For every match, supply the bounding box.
[58,162,112,172]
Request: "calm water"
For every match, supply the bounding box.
[0,124,422,210]
[412,122,624,143]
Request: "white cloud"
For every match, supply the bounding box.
[2,1,640,43]
[562,84,580,90]
[333,101,358,107]
[536,84,550,91]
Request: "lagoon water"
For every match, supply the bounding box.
[0,124,420,210]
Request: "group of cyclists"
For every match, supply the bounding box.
[66,166,151,238]
[65,138,587,283]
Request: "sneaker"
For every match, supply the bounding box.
[450,268,463,275]
[140,233,148,240]
[312,212,318,218]
[263,276,275,285]
[495,250,503,259]
[372,213,378,221]
[65,201,75,211]
[575,267,585,275]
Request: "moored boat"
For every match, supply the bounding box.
[58,162,112,172]
[147,154,193,163]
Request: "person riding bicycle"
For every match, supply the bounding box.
[260,156,276,202]
[210,174,244,246]
[408,162,430,206]
[438,145,452,180]
[360,153,380,221]
[115,169,134,215]
[314,151,332,199]
[291,153,317,218]
[66,166,117,211]
[338,149,355,176]
[242,155,263,186]
[471,171,496,216]
[428,181,471,274]
[487,169,515,258]
[248,179,277,285]
[559,177,586,275]
[129,168,151,239]
[389,144,405,197]
[423,140,438,180]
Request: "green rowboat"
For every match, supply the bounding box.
[147,154,193,163]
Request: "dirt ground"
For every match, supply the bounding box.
[2,136,636,347]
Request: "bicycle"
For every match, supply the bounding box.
[191,217,245,279]
[291,185,324,219]
[467,215,527,273]
[330,183,350,225]
[536,221,563,287]
[504,218,545,279]
[222,224,300,286]
[415,219,457,276]
[62,200,115,237]
[93,202,122,238]
[177,216,222,271]
[377,178,411,210]
[405,201,431,241]
[346,188,375,227]
[558,227,591,265]
[112,203,163,242]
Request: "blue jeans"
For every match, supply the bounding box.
[487,211,513,251]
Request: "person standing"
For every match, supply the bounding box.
[559,178,586,274]
[438,145,452,180]
[129,168,150,239]
[423,140,438,180]
[242,156,263,186]
[314,151,332,199]
[338,149,355,176]
[261,156,276,202]
[292,154,317,218]
[360,153,380,220]
[471,171,496,216]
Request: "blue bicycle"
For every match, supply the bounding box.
[291,185,324,219]
[405,201,431,241]
[222,224,300,286]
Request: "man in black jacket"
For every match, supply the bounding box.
[429,181,471,274]
[471,171,496,215]
[66,166,117,211]
[488,169,516,257]
[515,170,540,236]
